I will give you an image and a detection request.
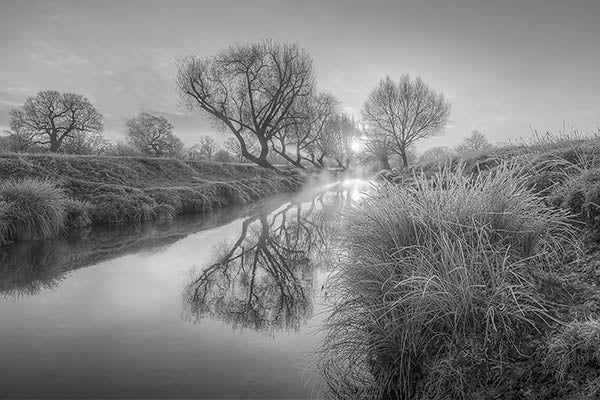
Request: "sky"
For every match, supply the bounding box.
[0,0,599,152]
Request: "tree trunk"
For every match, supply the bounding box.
[237,135,275,169]
[317,154,326,168]
[49,135,60,152]
[380,153,391,170]
[400,147,409,167]
[273,147,305,169]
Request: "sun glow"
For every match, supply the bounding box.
[350,139,363,153]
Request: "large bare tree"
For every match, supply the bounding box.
[176,39,314,169]
[126,112,183,157]
[9,90,103,152]
[362,75,450,167]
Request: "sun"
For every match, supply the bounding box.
[350,139,363,152]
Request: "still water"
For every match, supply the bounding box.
[0,180,369,399]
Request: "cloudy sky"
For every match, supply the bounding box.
[1,0,598,151]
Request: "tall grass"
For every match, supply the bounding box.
[318,162,577,399]
[0,178,68,243]
[549,168,600,232]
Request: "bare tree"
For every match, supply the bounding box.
[60,130,110,155]
[105,141,141,157]
[312,112,359,168]
[361,131,394,170]
[272,93,339,168]
[419,146,454,163]
[362,75,450,167]
[225,136,258,163]
[126,112,183,157]
[198,135,219,161]
[456,130,492,155]
[176,39,314,168]
[0,128,36,153]
[187,144,204,160]
[9,90,103,153]
[213,149,233,162]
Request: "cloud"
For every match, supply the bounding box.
[27,41,91,68]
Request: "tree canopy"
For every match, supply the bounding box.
[9,90,103,152]
[362,75,450,167]
[456,130,492,155]
[176,39,315,168]
[125,112,183,157]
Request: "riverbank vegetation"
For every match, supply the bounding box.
[0,153,303,245]
[319,133,600,399]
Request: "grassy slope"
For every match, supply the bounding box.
[0,153,304,227]
[338,137,600,399]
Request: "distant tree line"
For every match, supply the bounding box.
[417,130,494,165]
[2,38,457,169]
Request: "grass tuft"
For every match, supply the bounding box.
[543,319,600,392]
[318,162,577,399]
[0,178,68,242]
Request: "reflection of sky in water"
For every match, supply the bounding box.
[0,180,370,398]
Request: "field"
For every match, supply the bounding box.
[0,154,304,244]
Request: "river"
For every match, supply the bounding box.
[0,179,370,399]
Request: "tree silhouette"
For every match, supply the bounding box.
[362,75,450,167]
[126,112,183,157]
[177,39,314,169]
[9,90,103,152]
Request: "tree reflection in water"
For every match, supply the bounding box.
[183,185,359,334]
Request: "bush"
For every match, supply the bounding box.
[544,319,600,394]
[318,162,576,399]
[0,178,68,242]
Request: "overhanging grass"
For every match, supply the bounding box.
[0,178,68,243]
[318,162,578,399]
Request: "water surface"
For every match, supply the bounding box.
[0,180,369,399]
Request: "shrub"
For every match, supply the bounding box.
[318,162,577,399]
[0,178,68,242]
[544,319,600,393]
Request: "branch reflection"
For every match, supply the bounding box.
[183,184,360,334]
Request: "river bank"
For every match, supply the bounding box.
[0,153,305,245]
[319,136,600,399]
